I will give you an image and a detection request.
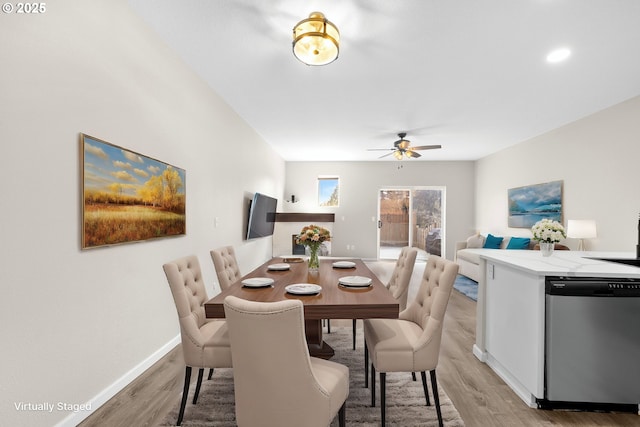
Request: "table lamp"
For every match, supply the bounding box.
[567,219,597,251]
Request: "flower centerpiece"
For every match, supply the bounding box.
[296,224,331,272]
[531,218,566,256]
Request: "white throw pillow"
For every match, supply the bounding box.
[466,234,485,249]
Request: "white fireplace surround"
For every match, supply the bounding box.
[272,221,333,257]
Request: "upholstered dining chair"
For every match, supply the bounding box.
[349,247,418,350]
[363,255,459,427]
[163,255,232,426]
[210,246,242,290]
[223,295,349,427]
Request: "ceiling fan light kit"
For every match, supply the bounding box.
[292,12,340,66]
[368,132,442,160]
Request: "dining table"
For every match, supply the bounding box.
[204,257,399,359]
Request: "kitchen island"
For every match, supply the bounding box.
[468,249,640,408]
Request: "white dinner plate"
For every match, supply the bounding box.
[285,284,322,295]
[241,277,274,288]
[332,261,356,269]
[267,263,290,271]
[338,276,373,287]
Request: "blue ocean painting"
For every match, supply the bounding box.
[508,181,563,228]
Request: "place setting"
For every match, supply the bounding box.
[332,260,356,269]
[280,257,304,263]
[241,277,274,288]
[285,283,322,295]
[338,275,373,289]
[267,262,291,271]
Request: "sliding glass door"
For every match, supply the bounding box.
[377,187,445,260]
[378,189,411,259]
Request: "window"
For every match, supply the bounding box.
[318,177,339,207]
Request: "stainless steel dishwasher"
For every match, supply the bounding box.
[542,276,640,412]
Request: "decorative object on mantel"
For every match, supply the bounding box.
[292,12,339,66]
[295,224,331,272]
[531,218,566,257]
[567,219,597,251]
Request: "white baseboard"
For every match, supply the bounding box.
[472,344,487,362]
[55,335,181,427]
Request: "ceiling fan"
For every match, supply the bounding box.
[368,132,442,160]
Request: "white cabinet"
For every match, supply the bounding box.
[484,263,545,406]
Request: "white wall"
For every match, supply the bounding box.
[475,95,640,252]
[0,1,284,426]
[284,161,476,260]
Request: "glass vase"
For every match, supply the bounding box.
[308,244,320,273]
[540,241,554,257]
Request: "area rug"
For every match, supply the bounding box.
[160,327,465,426]
[453,275,478,301]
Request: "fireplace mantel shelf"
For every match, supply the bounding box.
[275,213,335,223]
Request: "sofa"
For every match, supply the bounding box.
[455,233,569,282]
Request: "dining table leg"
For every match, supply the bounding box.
[305,319,335,359]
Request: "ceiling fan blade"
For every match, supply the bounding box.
[367,148,395,151]
[409,144,442,151]
[378,151,396,159]
[405,151,421,158]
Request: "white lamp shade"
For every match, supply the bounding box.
[567,220,597,239]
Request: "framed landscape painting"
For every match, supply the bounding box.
[508,180,563,228]
[81,134,186,249]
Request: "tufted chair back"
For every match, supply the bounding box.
[400,255,459,371]
[386,246,418,311]
[163,255,231,368]
[210,246,242,290]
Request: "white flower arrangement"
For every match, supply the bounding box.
[531,219,566,243]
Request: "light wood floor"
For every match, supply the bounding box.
[80,268,640,426]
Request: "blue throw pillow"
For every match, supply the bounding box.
[483,234,503,249]
[506,237,530,250]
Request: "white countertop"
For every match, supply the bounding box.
[466,249,640,278]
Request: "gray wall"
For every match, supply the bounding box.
[283,161,476,260]
[1,1,284,426]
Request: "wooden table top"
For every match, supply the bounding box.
[204,257,399,320]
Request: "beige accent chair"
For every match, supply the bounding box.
[350,246,418,350]
[223,296,349,427]
[210,246,242,290]
[363,255,459,427]
[163,255,232,426]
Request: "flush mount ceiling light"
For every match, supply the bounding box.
[292,12,340,66]
[546,47,571,63]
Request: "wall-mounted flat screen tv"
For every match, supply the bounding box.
[246,192,278,239]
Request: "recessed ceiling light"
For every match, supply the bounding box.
[546,48,571,63]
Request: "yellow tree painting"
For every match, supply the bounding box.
[81,134,186,249]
